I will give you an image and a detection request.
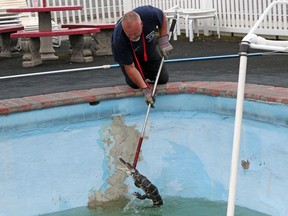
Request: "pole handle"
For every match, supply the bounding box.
[169,14,177,36]
[151,15,177,97]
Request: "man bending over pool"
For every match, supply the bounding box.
[112,5,173,107]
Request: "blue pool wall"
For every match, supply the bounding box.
[0,92,288,216]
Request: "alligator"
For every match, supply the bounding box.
[119,157,163,207]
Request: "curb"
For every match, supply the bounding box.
[1,81,288,115]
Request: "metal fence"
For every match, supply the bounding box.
[25,0,288,37]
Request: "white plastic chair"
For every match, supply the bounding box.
[182,9,220,42]
[163,5,182,41]
[0,10,21,27]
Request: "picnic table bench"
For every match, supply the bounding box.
[0,25,24,57]
[61,23,115,56]
[10,27,100,67]
[0,11,23,57]
[6,4,84,62]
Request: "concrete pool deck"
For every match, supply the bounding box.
[0,34,288,114]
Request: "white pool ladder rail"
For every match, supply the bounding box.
[227,0,288,216]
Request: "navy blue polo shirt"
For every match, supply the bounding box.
[112,5,164,65]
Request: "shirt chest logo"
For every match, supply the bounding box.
[146,30,155,43]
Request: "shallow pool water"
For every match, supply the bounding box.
[41,197,269,216]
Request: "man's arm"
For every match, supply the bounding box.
[159,13,168,37]
[124,63,147,89]
[157,12,173,59]
[124,63,155,107]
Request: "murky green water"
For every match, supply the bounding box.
[41,197,270,216]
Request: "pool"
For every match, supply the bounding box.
[0,82,287,216]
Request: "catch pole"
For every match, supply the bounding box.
[132,14,177,168]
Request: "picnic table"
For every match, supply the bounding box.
[7,4,83,60]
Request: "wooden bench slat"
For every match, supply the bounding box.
[0,15,19,19]
[0,23,22,27]
[6,6,82,13]
[0,12,19,15]
[61,23,115,29]
[0,11,21,29]
[0,20,21,24]
[0,25,24,33]
[10,27,101,38]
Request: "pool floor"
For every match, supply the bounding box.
[1,94,287,216]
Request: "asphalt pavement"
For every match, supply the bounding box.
[0,34,287,100]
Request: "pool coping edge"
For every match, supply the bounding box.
[1,81,288,115]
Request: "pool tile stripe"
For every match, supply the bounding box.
[0,81,287,115]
